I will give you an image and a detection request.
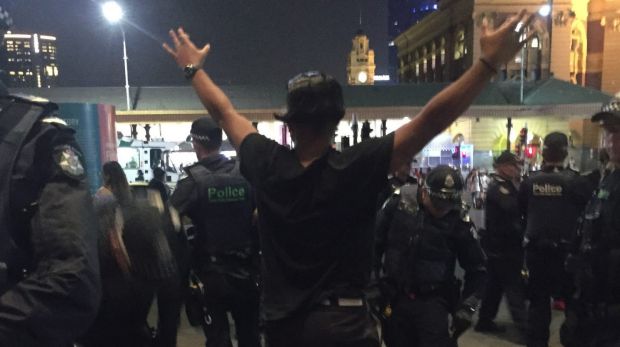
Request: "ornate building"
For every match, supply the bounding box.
[347,30,376,85]
[394,0,620,95]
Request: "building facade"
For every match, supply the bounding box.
[1,32,59,88]
[393,0,620,95]
[347,30,376,85]
[388,0,440,82]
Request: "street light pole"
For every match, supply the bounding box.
[121,27,130,110]
[102,1,131,110]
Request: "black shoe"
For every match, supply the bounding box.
[474,320,507,333]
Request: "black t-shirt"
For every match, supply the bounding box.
[239,132,394,320]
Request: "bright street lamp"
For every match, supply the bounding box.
[102,1,123,23]
[102,1,131,110]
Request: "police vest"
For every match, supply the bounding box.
[525,168,584,245]
[188,160,255,259]
[382,187,462,293]
[0,95,57,292]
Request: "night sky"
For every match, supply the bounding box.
[6,0,387,87]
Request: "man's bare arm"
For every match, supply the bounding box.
[391,10,534,172]
[163,28,256,149]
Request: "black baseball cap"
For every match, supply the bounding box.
[543,132,568,151]
[274,71,345,124]
[424,165,464,204]
[591,98,620,125]
[190,117,222,146]
[493,151,522,166]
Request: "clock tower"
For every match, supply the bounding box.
[347,30,376,85]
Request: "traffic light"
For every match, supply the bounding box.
[525,145,537,158]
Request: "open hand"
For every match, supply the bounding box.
[162,28,210,69]
[480,10,535,67]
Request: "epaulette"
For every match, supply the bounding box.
[41,116,68,126]
[9,93,51,105]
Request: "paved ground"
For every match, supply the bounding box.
[162,298,564,346]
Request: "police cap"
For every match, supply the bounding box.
[190,117,222,147]
[493,150,522,166]
[591,97,620,125]
[424,165,464,203]
[274,71,345,124]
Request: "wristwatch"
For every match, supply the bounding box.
[184,64,200,80]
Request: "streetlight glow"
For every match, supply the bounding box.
[102,1,124,24]
[538,5,551,17]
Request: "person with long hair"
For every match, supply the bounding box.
[82,161,180,347]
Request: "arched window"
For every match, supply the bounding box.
[431,42,437,70]
[454,26,466,60]
[440,37,446,65]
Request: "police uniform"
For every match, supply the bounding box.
[376,166,486,347]
[476,152,527,334]
[518,133,591,347]
[0,94,101,346]
[561,99,620,347]
[170,118,260,347]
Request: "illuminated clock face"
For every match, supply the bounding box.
[357,71,368,83]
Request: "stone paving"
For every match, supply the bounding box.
[167,299,565,346]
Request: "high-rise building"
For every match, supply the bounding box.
[347,30,376,85]
[388,0,439,82]
[1,32,59,88]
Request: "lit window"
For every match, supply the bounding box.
[454,28,465,59]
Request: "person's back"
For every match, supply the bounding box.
[170,117,260,347]
[521,165,588,247]
[82,161,177,347]
[518,132,590,347]
[242,134,392,317]
[148,167,170,202]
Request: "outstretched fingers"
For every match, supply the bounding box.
[169,29,181,48]
[162,42,176,57]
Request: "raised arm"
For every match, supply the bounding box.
[163,28,257,149]
[391,10,534,172]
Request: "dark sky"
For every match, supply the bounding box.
[6,0,387,87]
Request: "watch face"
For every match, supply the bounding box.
[357,71,368,83]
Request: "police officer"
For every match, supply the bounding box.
[561,98,620,347]
[170,117,260,347]
[476,151,527,337]
[376,165,487,347]
[0,92,101,345]
[518,132,591,347]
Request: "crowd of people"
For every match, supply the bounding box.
[1,8,620,347]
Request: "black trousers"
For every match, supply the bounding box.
[155,274,185,347]
[264,305,380,347]
[526,249,572,347]
[384,294,456,347]
[478,256,527,332]
[198,270,260,347]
